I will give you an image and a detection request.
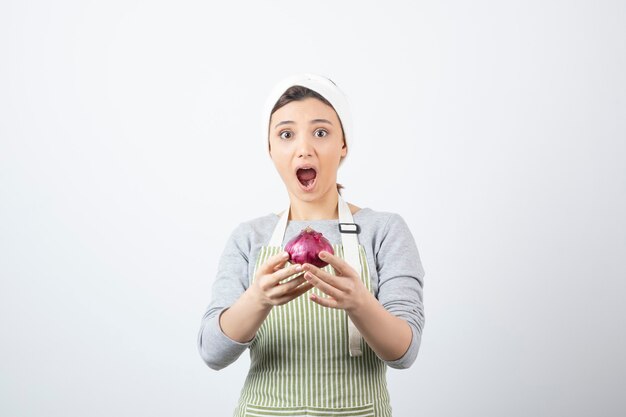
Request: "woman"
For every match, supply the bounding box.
[197,73,426,416]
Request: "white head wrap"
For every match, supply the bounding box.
[261,73,353,168]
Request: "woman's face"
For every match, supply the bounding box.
[269,97,347,201]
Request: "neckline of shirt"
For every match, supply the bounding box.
[272,207,370,223]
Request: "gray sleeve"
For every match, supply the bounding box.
[374,213,426,370]
[197,223,256,370]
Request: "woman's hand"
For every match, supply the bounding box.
[301,250,370,312]
[250,251,314,308]
[301,250,414,363]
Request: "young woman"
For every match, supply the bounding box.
[198,73,426,417]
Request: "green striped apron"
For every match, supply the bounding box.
[233,196,393,416]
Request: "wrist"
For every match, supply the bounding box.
[246,285,273,313]
[346,287,375,316]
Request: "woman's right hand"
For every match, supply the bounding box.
[250,251,313,308]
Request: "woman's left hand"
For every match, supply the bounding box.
[301,250,370,312]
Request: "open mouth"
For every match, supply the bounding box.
[296,168,317,190]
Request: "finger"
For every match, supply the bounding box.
[268,264,304,287]
[270,275,307,297]
[303,263,350,291]
[273,257,293,271]
[276,282,314,305]
[304,271,342,299]
[293,281,314,296]
[309,292,339,309]
[260,251,290,274]
[259,263,298,290]
[318,251,351,276]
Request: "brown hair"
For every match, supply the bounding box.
[268,85,346,196]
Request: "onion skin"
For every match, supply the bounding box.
[285,226,334,268]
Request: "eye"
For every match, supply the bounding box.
[314,129,328,138]
[279,130,293,140]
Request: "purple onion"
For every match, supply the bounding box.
[285,226,334,268]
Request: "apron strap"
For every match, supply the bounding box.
[337,195,363,357]
[269,207,289,248]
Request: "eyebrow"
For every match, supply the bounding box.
[274,119,333,129]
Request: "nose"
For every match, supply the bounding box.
[296,135,314,157]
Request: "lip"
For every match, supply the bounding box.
[294,164,318,175]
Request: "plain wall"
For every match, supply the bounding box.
[1,1,624,416]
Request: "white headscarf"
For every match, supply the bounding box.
[260,73,353,168]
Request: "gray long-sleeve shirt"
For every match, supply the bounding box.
[197,207,426,370]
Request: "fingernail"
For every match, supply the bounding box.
[319,251,326,258]
[295,265,302,272]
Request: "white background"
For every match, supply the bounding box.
[1,1,625,416]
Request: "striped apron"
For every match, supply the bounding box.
[233,195,393,416]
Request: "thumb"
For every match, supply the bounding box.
[261,251,290,273]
